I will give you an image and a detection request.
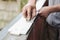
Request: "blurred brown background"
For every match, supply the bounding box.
[0,0,27,30]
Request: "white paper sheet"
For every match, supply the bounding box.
[8,16,36,35]
[36,0,46,11]
[8,0,46,35]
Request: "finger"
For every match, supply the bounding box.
[27,7,31,21]
[32,8,36,19]
[38,9,43,15]
[22,8,27,18]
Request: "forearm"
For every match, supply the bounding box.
[28,0,36,4]
[49,5,60,13]
[53,5,60,12]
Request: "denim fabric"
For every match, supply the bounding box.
[46,0,60,28]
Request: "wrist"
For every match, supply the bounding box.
[26,2,36,7]
[48,5,60,13]
[27,2,36,6]
[28,0,36,5]
[47,6,56,13]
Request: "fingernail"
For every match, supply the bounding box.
[26,17,30,21]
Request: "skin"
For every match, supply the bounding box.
[22,0,36,20]
[22,0,60,20]
[39,5,60,18]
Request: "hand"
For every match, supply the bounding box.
[22,3,36,21]
[38,6,51,18]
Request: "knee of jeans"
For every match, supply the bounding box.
[46,16,53,26]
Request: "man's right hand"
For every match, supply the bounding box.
[22,3,36,21]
